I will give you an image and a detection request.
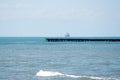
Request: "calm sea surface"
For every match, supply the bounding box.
[0,37,120,80]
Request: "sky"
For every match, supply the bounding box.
[0,0,120,37]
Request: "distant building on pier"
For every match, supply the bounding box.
[65,33,70,38]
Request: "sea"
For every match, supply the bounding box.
[0,37,120,80]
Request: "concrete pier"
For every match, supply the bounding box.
[46,38,120,42]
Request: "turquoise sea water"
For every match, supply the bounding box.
[0,37,120,80]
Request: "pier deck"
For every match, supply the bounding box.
[46,38,120,42]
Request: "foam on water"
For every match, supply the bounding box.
[36,70,117,80]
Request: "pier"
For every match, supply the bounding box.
[46,38,120,42]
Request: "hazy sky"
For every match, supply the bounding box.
[0,0,120,37]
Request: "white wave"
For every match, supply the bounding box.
[36,70,64,77]
[36,70,116,80]
[65,74,107,80]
